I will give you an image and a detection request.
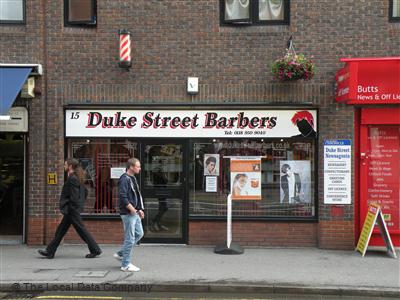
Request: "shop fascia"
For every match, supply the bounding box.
[66,109,317,138]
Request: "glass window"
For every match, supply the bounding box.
[68,139,138,215]
[189,138,316,218]
[221,0,289,25]
[65,0,96,26]
[0,0,24,23]
[143,144,183,189]
[391,0,400,20]
[224,0,251,22]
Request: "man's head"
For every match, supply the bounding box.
[281,164,292,176]
[127,158,141,175]
[65,158,85,183]
[65,158,80,173]
[205,156,217,173]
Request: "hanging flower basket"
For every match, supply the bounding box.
[271,53,315,81]
[271,37,315,81]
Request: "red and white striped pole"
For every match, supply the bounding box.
[118,29,132,69]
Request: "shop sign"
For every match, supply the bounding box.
[356,203,397,258]
[0,107,28,132]
[335,57,400,104]
[65,109,317,138]
[324,139,351,205]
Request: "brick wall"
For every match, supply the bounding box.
[1,1,399,249]
[189,221,317,247]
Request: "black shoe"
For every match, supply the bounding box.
[38,249,54,259]
[85,250,102,258]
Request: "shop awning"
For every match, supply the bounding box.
[0,67,32,116]
[335,57,400,105]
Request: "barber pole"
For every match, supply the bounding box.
[118,29,132,69]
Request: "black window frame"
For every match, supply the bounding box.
[389,0,400,22]
[0,0,26,25]
[64,0,97,27]
[220,0,290,26]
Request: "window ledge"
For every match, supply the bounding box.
[219,24,290,34]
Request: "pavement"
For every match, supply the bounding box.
[0,244,399,298]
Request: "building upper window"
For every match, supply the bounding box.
[64,0,96,26]
[0,0,25,24]
[390,0,400,21]
[220,0,290,25]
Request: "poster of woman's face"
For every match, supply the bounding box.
[204,154,219,176]
[279,160,311,204]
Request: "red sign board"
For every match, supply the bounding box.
[335,57,400,104]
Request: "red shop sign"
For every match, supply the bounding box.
[335,57,400,104]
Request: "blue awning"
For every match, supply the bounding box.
[0,67,32,115]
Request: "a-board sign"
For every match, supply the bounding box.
[356,203,397,258]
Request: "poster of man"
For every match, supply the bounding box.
[204,154,220,176]
[280,160,311,204]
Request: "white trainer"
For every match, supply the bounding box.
[113,253,122,260]
[121,263,140,272]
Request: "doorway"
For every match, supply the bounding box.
[141,140,187,243]
[0,133,25,240]
[359,108,399,247]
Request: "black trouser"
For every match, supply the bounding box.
[46,208,100,255]
[152,198,168,225]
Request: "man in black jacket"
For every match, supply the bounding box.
[114,158,145,272]
[38,158,101,259]
[280,163,302,204]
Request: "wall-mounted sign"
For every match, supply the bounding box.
[65,109,317,138]
[47,172,57,185]
[335,57,400,105]
[0,107,28,132]
[324,140,351,204]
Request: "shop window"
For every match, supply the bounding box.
[220,0,290,25]
[0,0,25,24]
[64,0,96,26]
[390,0,400,21]
[189,138,316,218]
[68,139,138,215]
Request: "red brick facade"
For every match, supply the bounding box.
[1,1,399,249]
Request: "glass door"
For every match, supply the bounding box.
[141,140,187,243]
[0,133,25,239]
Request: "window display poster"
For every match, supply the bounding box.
[230,158,262,200]
[323,140,351,204]
[204,154,220,176]
[110,167,126,179]
[280,160,311,204]
[206,176,218,192]
[78,158,96,185]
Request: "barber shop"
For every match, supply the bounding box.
[65,107,318,245]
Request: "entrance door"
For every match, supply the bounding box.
[0,133,25,240]
[359,108,399,247]
[141,141,187,243]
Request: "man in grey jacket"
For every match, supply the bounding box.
[114,158,145,272]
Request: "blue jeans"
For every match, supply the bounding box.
[119,214,144,268]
